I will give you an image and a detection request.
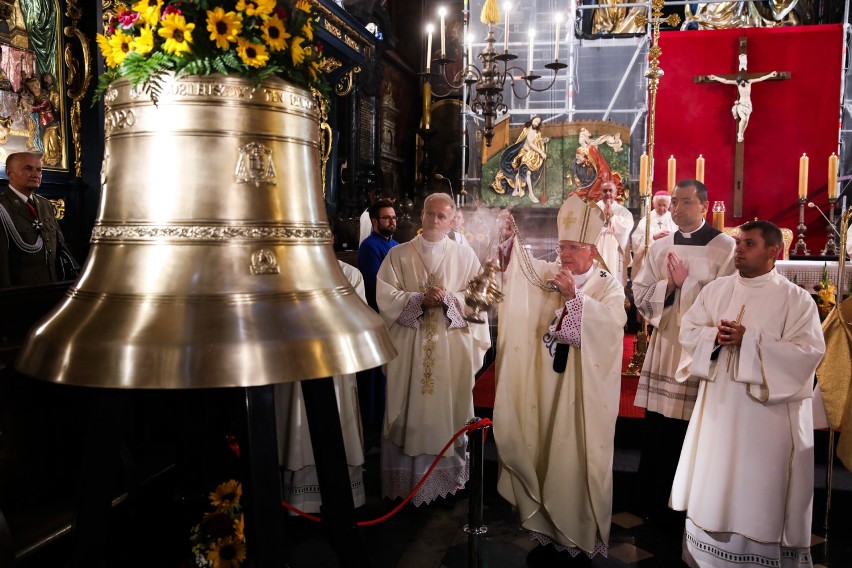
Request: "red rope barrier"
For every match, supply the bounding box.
[280,417,493,526]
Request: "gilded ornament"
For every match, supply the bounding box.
[250,249,281,275]
[235,142,278,187]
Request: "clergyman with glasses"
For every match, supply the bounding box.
[493,194,626,566]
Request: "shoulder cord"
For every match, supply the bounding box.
[509,216,556,293]
[0,203,44,253]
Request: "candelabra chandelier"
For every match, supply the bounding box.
[428,23,565,147]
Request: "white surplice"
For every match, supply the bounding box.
[594,201,633,286]
[672,269,826,568]
[494,239,626,554]
[632,223,736,419]
[631,210,678,276]
[275,261,367,513]
[376,236,490,505]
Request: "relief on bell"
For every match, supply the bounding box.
[250,248,280,275]
[235,142,277,186]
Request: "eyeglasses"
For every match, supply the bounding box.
[555,244,590,254]
[377,216,398,222]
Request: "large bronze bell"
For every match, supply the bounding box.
[16,74,395,388]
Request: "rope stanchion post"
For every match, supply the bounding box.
[464,417,489,568]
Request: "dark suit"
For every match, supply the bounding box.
[0,188,64,287]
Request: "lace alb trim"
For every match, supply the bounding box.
[529,531,608,558]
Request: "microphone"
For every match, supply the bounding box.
[434,173,456,204]
[807,202,841,238]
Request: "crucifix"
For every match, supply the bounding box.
[694,37,790,217]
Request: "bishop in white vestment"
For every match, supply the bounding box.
[495,195,626,562]
[672,221,825,568]
[376,193,490,506]
[631,190,678,276]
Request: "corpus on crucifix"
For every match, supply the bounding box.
[694,38,789,216]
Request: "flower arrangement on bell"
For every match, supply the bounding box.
[95,0,328,102]
[189,479,247,568]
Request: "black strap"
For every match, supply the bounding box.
[553,343,570,373]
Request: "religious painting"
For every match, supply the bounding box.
[479,120,630,208]
[0,0,68,174]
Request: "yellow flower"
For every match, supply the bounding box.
[262,14,290,51]
[308,60,321,83]
[206,7,243,50]
[206,536,247,568]
[131,0,163,26]
[290,35,306,66]
[107,29,134,66]
[130,26,154,55]
[233,514,245,543]
[208,480,242,510]
[96,33,118,68]
[236,37,270,68]
[301,21,314,42]
[295,0,312,13]
[236,0,275,18]
[158,13,195,57]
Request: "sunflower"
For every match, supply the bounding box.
[107,29,134,66]
[130,26,154,55]
[308,59,321,83]
[131,0,163,27]
[233,513,245,543]
[236,0,275,18]
[96,33,118,68]
[290,35,306,66]
[236,37,270,68]
[261,14,290,52]
[208,480,242,510]
[295,0,312,13]
[206,7,243,50]
[158,13,195,57]
[206,536,247,568]
[301,21,313,42]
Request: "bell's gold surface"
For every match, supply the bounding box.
[16,74,395,388]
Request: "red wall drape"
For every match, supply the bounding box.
[655,25,843,253]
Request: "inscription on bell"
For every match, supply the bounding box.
[235,142,277,186]
[250,249,280,275]
[262,88,314,111]
[104,109,136,133]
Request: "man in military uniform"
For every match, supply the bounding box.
[0,152,68,286]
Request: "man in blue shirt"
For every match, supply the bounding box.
[358,199,399,311]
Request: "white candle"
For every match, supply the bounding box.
[798,153,808,200]
[504,2,511,52]
[528,28,535,74]
[425,24,434,73]
[467,32,474,69]
[554,13,562,61]
[439,7,447,57]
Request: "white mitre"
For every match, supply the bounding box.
[556,193,606,244]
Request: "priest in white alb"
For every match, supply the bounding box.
[631,189,678,277]
[672,220,825,568]
[494,195,626,566]
[376,192,490,506]
[631,180,735,525]
[595,180,634,286]
[275,261,368,512]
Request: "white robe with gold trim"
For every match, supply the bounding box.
[494,240,626,553]
[377,236,490,504]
